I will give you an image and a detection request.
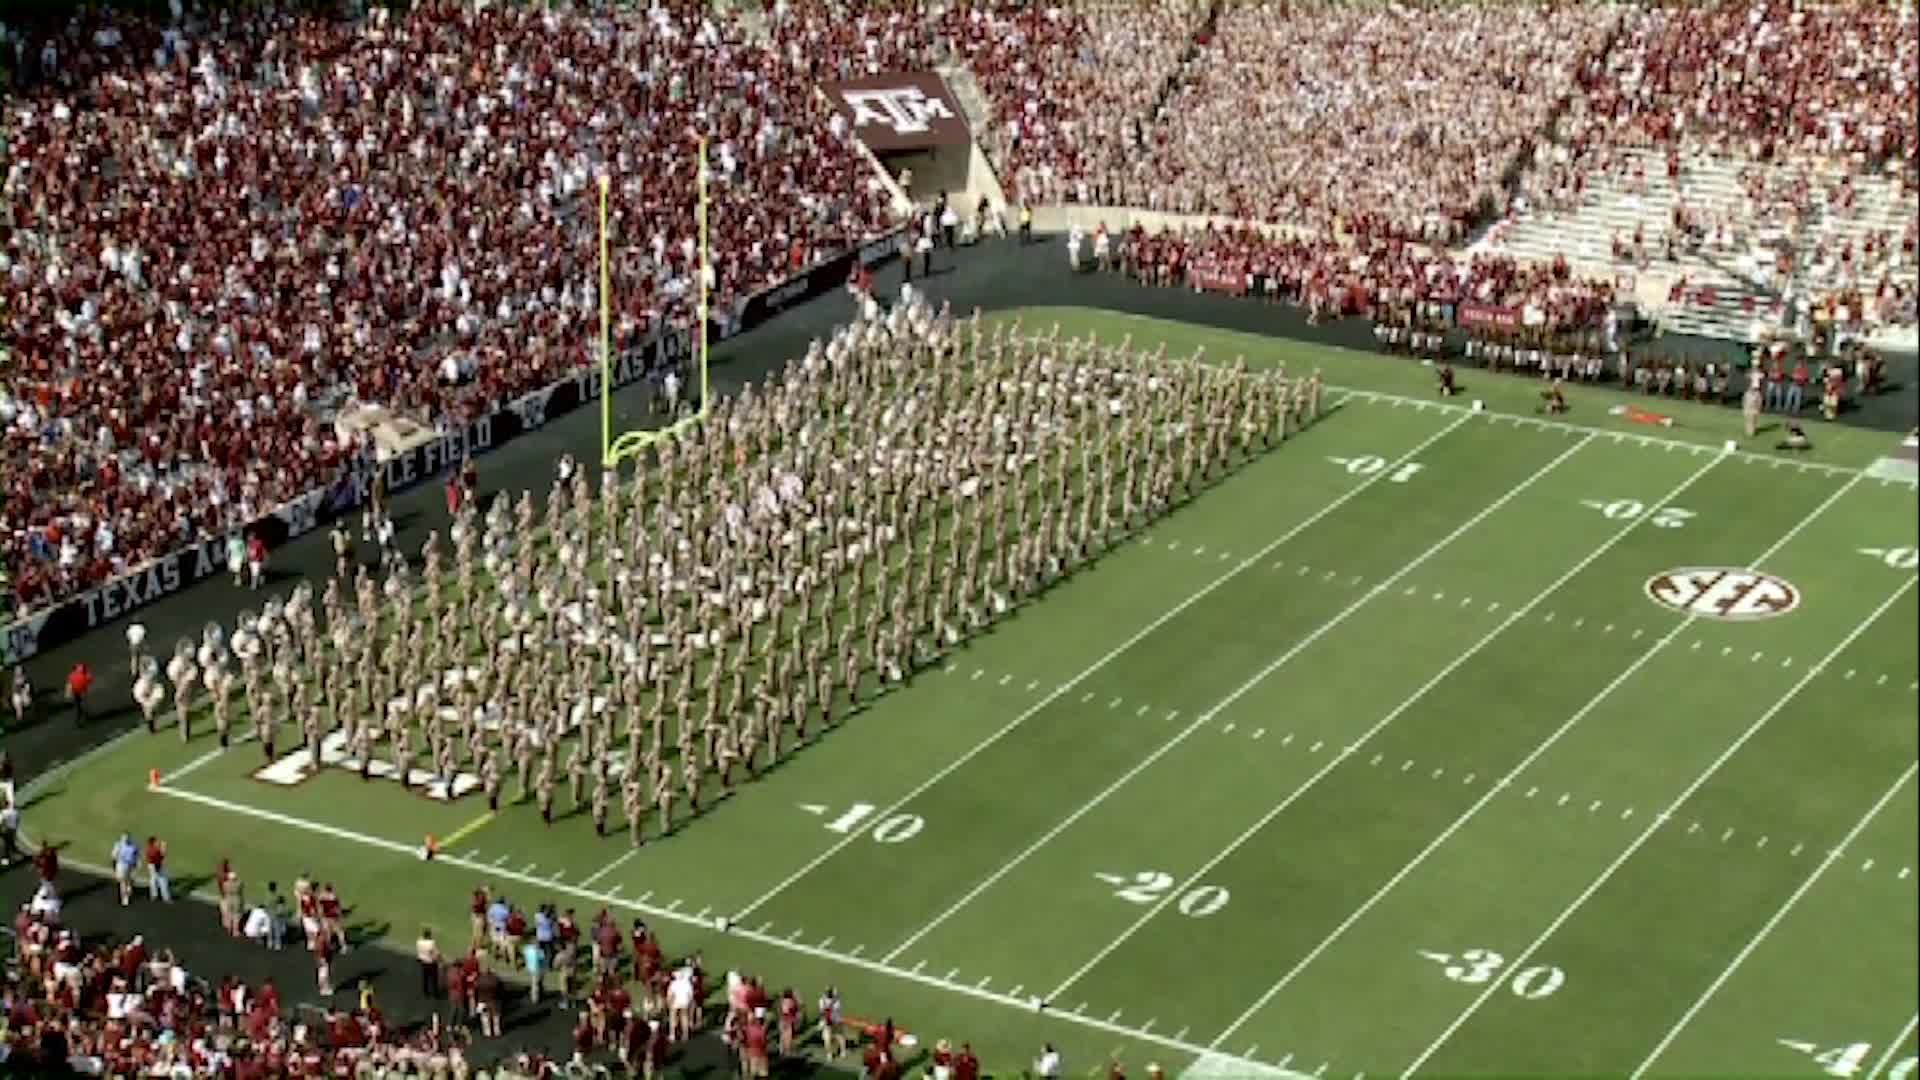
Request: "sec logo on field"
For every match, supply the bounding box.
[1645,568,1802,621]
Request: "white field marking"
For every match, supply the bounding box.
[945,663,959,674]
[518,863,539,875]
[849,945,865,957]
[1188,448,1731,1045]
[731,414,1474,923]
[1559,793,1572,806]
[757,922,773,935]
[491,854,511,867]
[637,890,653,903]
[154,781,1297,1061]
[161,746,226,786]
[578,847,641,888]
[880,423,1566,966]
[695,906,712,921]
[1000,674,1013,686]
[973,669,986,681]
[1224,723,1238,734]
[1081,691,1096,703]
[1629,764,1918,1077]
[1866,1015,1920,1080]
[1408,573,1915,1077]
[1341,384,1889,480]
[1138,704,1151,717]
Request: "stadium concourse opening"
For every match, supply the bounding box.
[2,0,1915,1076]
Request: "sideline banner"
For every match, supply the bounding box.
[1457,302,1524,330]
[1,234,901,666]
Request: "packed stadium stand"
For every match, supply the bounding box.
[7,0,1916,618]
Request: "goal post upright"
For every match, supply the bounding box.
[601,137,713,469]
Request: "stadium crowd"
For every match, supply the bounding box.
[3,0,893,613]
[2,839,950,1078]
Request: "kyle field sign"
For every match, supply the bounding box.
[823,72,971,151]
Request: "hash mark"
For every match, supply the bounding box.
[1721,646,1733,657]
[1524,786,1538,798]
[1431,767,1445,780]
[849,945,865,957]
[976,977,992,990]
[639,891,654,903]
[1297,565,1312,577]
[1632,628,1643,639]
[1283,734,1295,746]
[1621,807,1633,820]
[1107,698,1123,710]
[1690,640,1703,651]
[1080,692,1095,703]
[1224,723,1237,734]
[1845,669,1856,680]
[1309,740,1324,753]
[971,669,985,681]
[1876,674,1888,686]
[1487,601,1500,613]
[1272,561,1285,571]
[1009,985,1023,997]
[1782,657,1793,667]
[1460,596,1473,607]
[1027,681,1040,692]
[1557,793,1571,806]
[1573,617,1585,629]
[1900,868,1911,880]
[694,906,711,921]
[1544,612,1556,622]
[1603,624,1615,634]
[1791,843,1804,856]
[1863,859,1876,872]
[666,898,683,912]
[1402,760,1414,772]
[1432,592,1445,602]
[1369,753,1383,766]
[756,922,772,934]
[1166,710,1180,722]
[911,960,926,974]
[1751,652,1764,663]
[945,969,960,981]
[945,663,959,674]
[1219,552,1231,562]
[1404,585,1420,596]
[999,674,1012,686]
[1688,822,1700,834]
[1756,836,1768,849]
[1108,1009,1123,1023]
[1721,828,1735,843]
[1350,575,1364,586]
[1174,1026,1189,1041]
[1589,800,1603,813]
[1136,704,1150,716]
[1324,569,1338,581]
[1252,728,1267,739]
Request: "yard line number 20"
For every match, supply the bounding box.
[1100,871,1231,917]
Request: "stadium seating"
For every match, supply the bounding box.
[2,0,892,612]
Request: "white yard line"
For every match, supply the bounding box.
[883,433,1596,966]
[160,745,226,786]
[1403,571,1916,1078]
[1629,765,1917,1078]
[148,780,1287,1074]
[1865,1015,1920,1080]
[1062,446,1726,1009]
[1215,468,1864,1053]
[578,848,642,889]
[729,412,1476,923]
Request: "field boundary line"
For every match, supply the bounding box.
[1057,443,1726,1008]
[160,746,225,786]
[1629,764,1918,1077]
[884,432,1597,965]
[1867,1015,1920,1080]
[146,779,1304,1076]
[1211,466,1863,1051]
[1090,311,1910,483]
[1404,569,1917,1077]
[727,412,1476,923]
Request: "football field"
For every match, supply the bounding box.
[25,310,1918,1076]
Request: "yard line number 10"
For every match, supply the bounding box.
[1330,455,1426,484]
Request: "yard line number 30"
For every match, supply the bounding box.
[1418,947,1566,1000]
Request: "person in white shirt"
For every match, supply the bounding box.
[1036,1043,1063,1078]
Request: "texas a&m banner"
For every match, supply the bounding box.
[822,72,972,151]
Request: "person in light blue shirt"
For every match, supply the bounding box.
[534,907,556,956]
[111,834,139,906]
[522,939,546,1003]
[487,897,510,962]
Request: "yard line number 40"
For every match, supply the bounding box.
[1418,947,1567,1000]
[1777,1038,1916,1080]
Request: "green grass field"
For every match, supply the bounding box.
[24,309,1919,1077]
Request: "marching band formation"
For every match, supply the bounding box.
[126,298,1321,845]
